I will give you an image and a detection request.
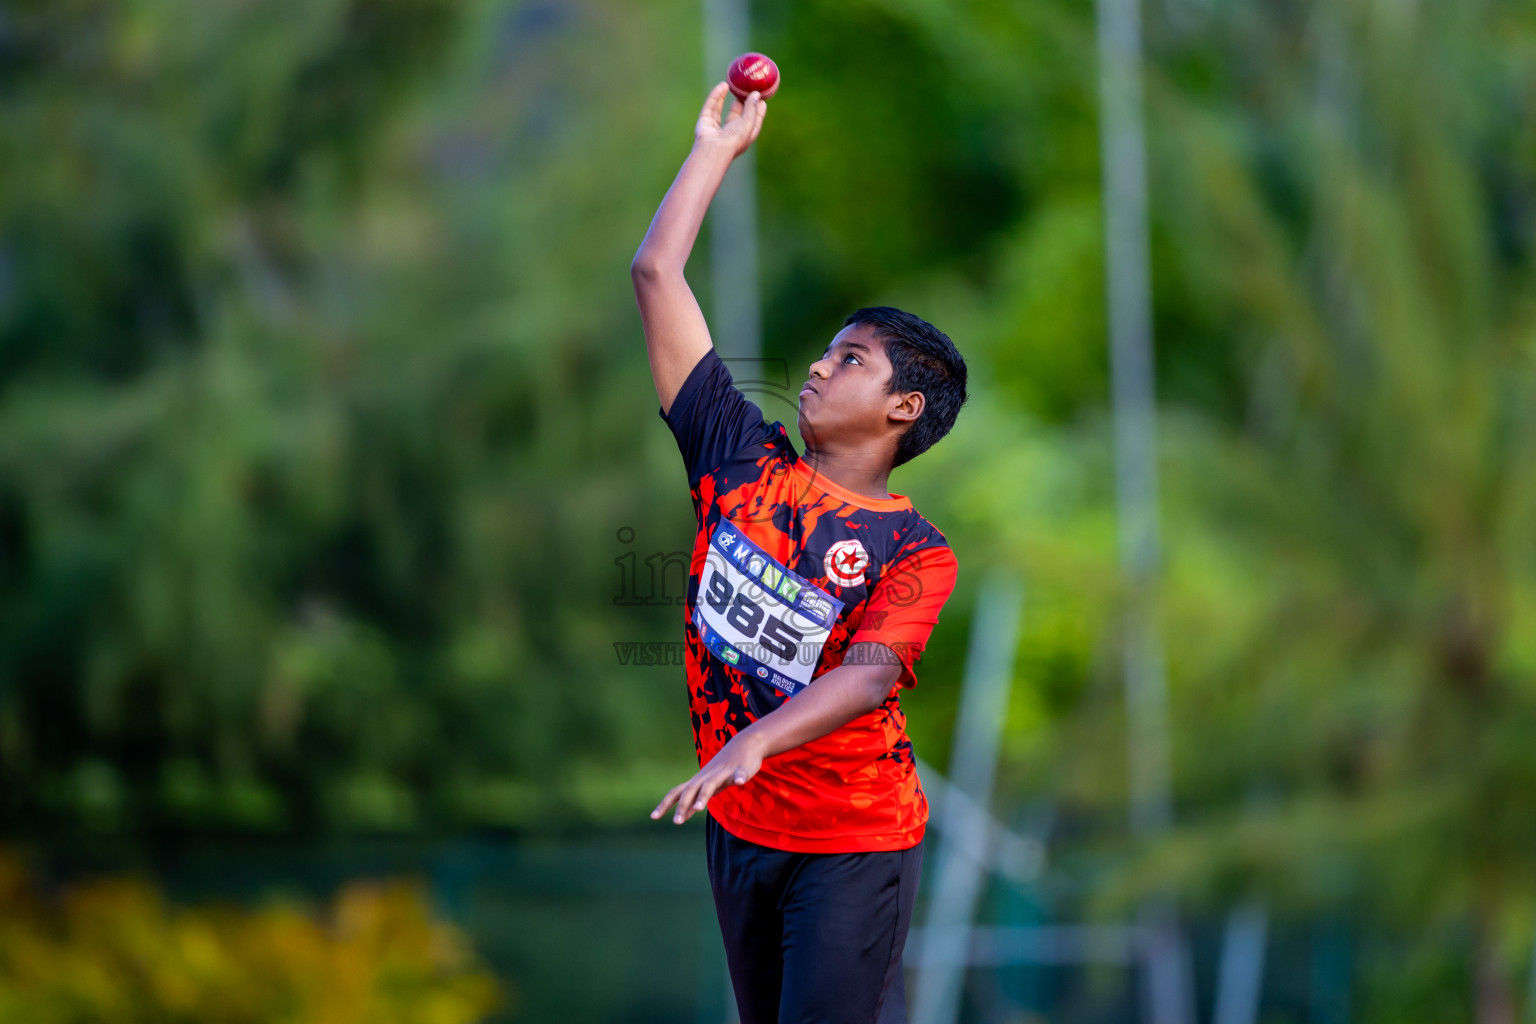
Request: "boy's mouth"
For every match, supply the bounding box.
[799,382,817,396]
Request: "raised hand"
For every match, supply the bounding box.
[694,81,768,159]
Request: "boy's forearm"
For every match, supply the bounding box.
[631,142,735,275]
[735,646,901,761]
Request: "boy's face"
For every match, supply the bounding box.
[797,323,923,453]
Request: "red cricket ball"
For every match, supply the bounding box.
[727,52,779,102]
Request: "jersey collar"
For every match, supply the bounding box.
[790,454,912,512]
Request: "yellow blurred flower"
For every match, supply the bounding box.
[0,849,502,1024]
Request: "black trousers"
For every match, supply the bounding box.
[705,814,924,1024]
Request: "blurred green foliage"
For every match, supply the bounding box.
[5,0,1536,1016]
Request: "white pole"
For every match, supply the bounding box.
[1094,0,1193,1021]
[1213,901,1269,1024]
[911,572,1024,1024]
[699,14,754,1022]
[702,0,760,362]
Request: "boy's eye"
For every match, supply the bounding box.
[844,354,860,364]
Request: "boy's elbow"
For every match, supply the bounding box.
[842,643,901,699]
[631,252,686,284]
[630,255,666,282]
[854,654,901,711]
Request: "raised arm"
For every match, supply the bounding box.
[631,82,768,415]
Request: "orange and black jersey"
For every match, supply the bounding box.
[659,347,958,853]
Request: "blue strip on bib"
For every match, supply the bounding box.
[708,527,843,631]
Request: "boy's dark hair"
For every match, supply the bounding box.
[844,306,968,468]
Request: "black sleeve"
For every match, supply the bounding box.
[659,347,776,487]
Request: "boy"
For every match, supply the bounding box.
[633,82,968,1024]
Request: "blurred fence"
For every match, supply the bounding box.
[13,830,1392,1024]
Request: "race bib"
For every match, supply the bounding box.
[693,526,845,696]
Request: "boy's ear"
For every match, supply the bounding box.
[888,390,924,426]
